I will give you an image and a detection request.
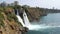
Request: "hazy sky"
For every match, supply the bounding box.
[0,0,60,9]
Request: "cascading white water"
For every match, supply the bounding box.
[16,9,26,27]
[23,11,31,27]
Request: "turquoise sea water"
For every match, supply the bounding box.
[27,13,60,34]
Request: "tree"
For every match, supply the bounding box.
[22,5,30,8]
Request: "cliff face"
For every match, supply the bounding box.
[26,7,45,21]
[25,7,60,22]
[27,8,40,21]
[0,7,26,34]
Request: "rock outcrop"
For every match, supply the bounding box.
[24,7,47,22]
[0,7,27,34]
[27,8,41,21]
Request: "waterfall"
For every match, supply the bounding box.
[22,11,42,30]
[23,11,31,27]
[15,9,41,30]
[16,9,26,27]
[16,9,42,30]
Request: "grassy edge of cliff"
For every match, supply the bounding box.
[0,6,23,28]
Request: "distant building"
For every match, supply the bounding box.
[0,1,19,7]
[52,7,55,10]
[14,1,19,6]
[0,1,7,7]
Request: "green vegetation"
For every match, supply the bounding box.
[0,6,23,27]
[0,10,5,28]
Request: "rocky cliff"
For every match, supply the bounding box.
[24,7,47,22]
[24,7,60,22]
[0,7,27,34]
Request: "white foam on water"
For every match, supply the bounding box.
[28,24,60,30]
[27,25,50,30]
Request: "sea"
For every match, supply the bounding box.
[27,13,60,34]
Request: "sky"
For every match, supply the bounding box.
[0,0,60,9]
